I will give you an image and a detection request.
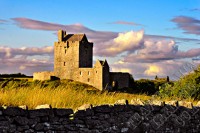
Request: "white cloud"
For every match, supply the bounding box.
[144,65,163,76]
[94,30,144,56]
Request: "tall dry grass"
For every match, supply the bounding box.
[0,79,151,109]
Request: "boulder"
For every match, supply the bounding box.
[130,99,144,105]
[19,105,28,110]
[76,104,92,111]
[35,104,51,109]
[114,99,128,105]
[165,100,178,106]
[178,101,193,108]
[195,101,200,107]
[150,100,164,106]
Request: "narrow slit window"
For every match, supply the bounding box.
[88,71,90,75]
[80,71,82,76]
[88,78,90,82]
[64,62,66,66]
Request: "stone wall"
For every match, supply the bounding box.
[33,71,54,81]
[76,68,95,87]
[0,101,200,132]
[110,72,130,88]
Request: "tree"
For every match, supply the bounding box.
[167,76,169,82]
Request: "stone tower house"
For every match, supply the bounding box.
[33,30,132,90]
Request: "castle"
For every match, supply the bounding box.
[33,30,133,90]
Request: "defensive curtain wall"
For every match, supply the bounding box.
[0,100,200,132]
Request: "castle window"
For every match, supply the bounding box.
[64,62,66,66]
[88,71,90,75]
[80,71,82,76]
[65,49,67,54]
[96,71,97,73]
[67,42,69,48]
[88,78,90,82]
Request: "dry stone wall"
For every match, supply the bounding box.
[0,102,200,133]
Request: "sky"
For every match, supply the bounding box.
[0,0,200,79]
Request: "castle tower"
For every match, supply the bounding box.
[33,30,132,91]
[54,30,93,79]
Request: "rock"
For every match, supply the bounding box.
[34,123,44,131]
[19,105,28,110]
[121,127,129,132]
[54,109,73,116]
[113,105,125,112]
[74,109,94,117]
[150,100,164,106]
[178,101,193,108]
[130,99,144,105]
[44,122,50,127]
[29,109,53,118]
[93,105,111,113]
[195,101,200,107]
[115,99,128,105]
[76,104,92,111]
[0,110,3,115]
[0,121,9,126]
[3,107,26,116]
[17,125,29,132]
[9,124,17,132]
[24,129,34,133]
[2,105,7,109]
[165,100,178,106]
[28,117,40,126]
[0,116,6,121]
[35,104,52,109]
[14,116,29,125]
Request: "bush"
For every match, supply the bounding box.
[159,65,200,100]
[134,79,158,95]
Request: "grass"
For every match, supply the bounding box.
[0,79,151,109]
[0,78,198,110]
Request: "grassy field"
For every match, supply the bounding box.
[0,79,152,109]
[0,77,198,109]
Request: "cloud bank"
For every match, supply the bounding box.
[0,46,54,75]
[171,16,200,35]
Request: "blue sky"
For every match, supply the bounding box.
[0,0,200,79]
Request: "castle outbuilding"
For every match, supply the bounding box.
[33,30,133,90]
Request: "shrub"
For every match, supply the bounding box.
[159,65,200,100]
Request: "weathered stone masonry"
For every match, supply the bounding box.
[33,30,133,90]
[0,103,200,133]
